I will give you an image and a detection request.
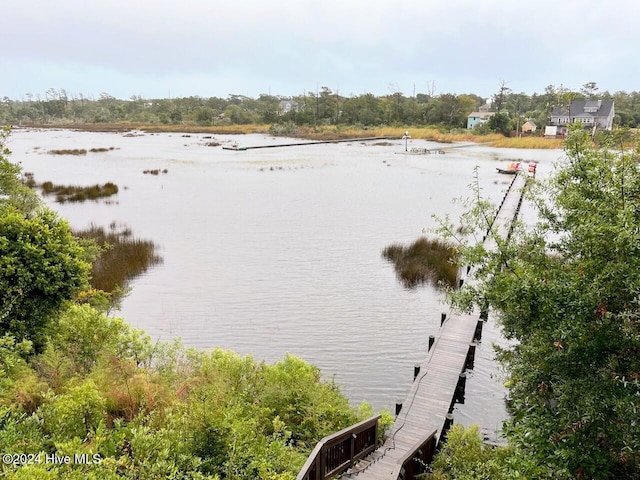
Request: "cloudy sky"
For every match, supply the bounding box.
[1,0,638,101]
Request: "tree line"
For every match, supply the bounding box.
[2,82,640,131]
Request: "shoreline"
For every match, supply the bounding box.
[12,122,566,149]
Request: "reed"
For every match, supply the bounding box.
[382,237,458,289]
[75,223,163,293]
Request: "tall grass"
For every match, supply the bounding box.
[485,136,564,149]
[382,237,458,289]
[75,223,163,293]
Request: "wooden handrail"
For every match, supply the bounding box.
[296,415,380,480]
[391,430,438,480]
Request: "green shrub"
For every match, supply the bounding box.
[40,380,106,440]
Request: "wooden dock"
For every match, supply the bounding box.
[334,308,482,479]
[298,171,531,480]
[222,137,389,150]
[339,172,529,479]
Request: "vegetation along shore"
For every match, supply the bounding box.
[6,82,640,149]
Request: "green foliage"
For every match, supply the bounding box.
[0,208,90,352]
[0,301,370,479]
[441,125,640,478]
[50,304,153,373]
[1,130,92,352]
[430,425,549,479]
[488,112,511,136]
[40,380,106,440]
[4,84,640,128]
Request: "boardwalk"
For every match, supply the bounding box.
[221,137,389,150]
[334,171,530,480]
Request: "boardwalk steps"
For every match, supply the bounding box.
[298,171,531,480]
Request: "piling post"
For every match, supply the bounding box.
[439,413,455,449]
[395,402,403,416]
[440,312,447,327]
[455,372,467,404]
[413,364,421,380]
[428,335,435,351]
[465,343,477,370]
[473,320,484,342]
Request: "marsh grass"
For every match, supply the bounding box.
[40,181,119,203]
[281,126,565,149]
[382,237,458,289]
[486,136,564,149]
[27,122,569,149]
[48,148,87,155]
[21,172,36,188]
[75,223,163,293]
[89,147,116,152]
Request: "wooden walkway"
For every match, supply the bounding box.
[221,137,389,150]
[334,171,530,480]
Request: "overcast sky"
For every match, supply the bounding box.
[1,0,638,101]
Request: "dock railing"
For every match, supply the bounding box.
[391,430,438,480]
[296,415,380,480]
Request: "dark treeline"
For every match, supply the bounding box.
[3,82,640,130]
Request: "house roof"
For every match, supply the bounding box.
[468,111,495,119]
[551,100,614,118]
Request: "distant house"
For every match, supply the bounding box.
[278,99,299,115]
[521,120,537,134]
[548,99,615,135]
[467,103,495,129]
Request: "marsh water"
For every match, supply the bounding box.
[10,128,564,441]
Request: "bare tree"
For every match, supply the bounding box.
[494,78,512,111]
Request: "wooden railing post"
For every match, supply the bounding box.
[349,433,355,468]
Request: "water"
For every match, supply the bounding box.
[8,128,564,440]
